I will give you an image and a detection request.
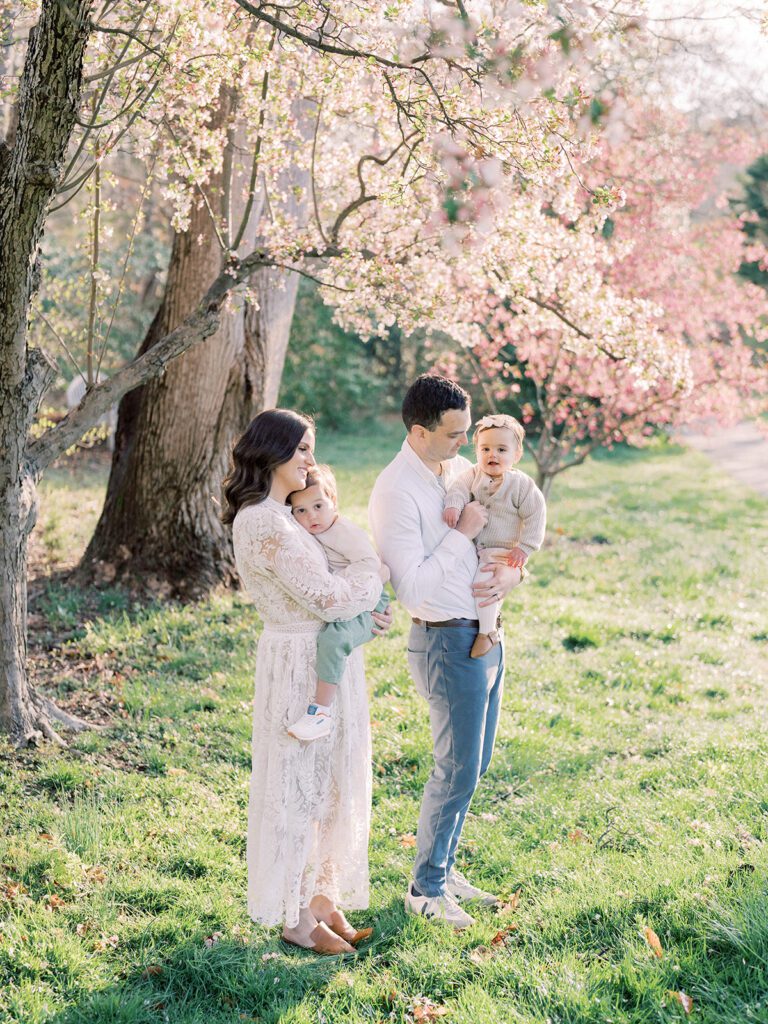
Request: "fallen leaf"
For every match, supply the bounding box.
[469,945,494,964]
[85,866,107,883]
[93,933,119,952]
[668,990,693,1014]
[141,965,163,978]
[498,889,521,914]
[643,926,663,958]
[261,951,279,962]
[76,922,92,936]
[398,833,417,848]
[490,924,519,945]
[568,828,590,843]
[410,996,450,1021]
[44,894,66,911]
[38,833,54,842]
[203,931,223,948]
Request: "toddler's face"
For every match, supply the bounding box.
[290,484,337,535]
[475,426,521,477]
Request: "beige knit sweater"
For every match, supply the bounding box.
[444,465,546,555]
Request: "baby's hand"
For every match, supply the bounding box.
[443,506,461,528]
[506,546,528,569]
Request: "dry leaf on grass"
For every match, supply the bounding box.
[498,889,521,914]
[643,926,663,958]
[141,965,163,978]
[668,990,693,1014]
[398,833,417,848]
[85,866,107,883]
[568,828,591,843]
[409,996,450,1021]
[93,933,119,952]
[469,945,494,964]
[44,894,66,911]
[203,931,223,948]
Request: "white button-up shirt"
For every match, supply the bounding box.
[368,438,478,620]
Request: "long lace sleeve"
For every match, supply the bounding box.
[234,504,380,622]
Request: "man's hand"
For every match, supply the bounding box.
[456,500,488,540]
[371,603,394,636]
[506,546,528,569]
[472,561,521,607]
[443,506,461,528]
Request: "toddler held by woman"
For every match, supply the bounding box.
[288,464,390,741]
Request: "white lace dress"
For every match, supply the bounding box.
[232,497,381,928]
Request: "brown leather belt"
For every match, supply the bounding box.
[411,617,480,628]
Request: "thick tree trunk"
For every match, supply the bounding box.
[0,0,95,744]
[81,234,302,595]
[83,102,309,597]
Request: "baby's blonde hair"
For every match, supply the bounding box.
[474,414,525,451]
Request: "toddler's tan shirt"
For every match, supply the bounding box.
[444,466,546,554]
[317,515,382,574]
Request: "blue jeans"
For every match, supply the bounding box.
[407,620,504,897]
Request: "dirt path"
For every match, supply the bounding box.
[678,421,768,497]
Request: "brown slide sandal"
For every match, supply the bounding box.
[328,910,373,946]
[282,921,356,955]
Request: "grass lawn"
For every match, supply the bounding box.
[2,426,768,1024]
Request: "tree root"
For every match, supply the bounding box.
[19,688,104,748]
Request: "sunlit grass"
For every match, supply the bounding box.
[2,430,767,1023]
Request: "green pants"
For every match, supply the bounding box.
[316,590,390,684]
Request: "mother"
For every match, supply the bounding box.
[222,408,390,954]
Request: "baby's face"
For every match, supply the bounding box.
[290,484,337,535]
[475,426,521,477]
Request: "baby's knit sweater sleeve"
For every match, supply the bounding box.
[514,472,547,556]
[444,465,476,512]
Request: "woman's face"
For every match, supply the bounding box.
[272,429,316,499]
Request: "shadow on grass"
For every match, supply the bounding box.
[48,901,409,1024]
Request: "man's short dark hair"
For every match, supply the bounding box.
[402,374,470,431]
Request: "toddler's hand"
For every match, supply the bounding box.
[507,547,528,569]
[456,500,488,540]
[443,507,461,529]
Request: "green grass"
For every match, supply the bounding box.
[3,429,768,1023]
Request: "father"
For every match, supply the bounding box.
[369,374,520,928]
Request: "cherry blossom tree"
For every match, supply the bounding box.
[428,109,768,496]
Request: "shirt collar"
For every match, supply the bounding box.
[399,438,447,491]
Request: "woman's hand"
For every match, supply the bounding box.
[370,603,394,636]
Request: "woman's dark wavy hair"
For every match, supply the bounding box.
[221,408,314,525]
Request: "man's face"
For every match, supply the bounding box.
[421,407,471,463]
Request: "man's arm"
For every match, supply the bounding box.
[369,487,474,611]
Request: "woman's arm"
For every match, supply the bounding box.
[236,508,381,622]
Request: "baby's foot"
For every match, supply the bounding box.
[470,630,500,659]
[287,703,333,741]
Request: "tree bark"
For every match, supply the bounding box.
[0,0,95,745]
[82,103,309,597]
